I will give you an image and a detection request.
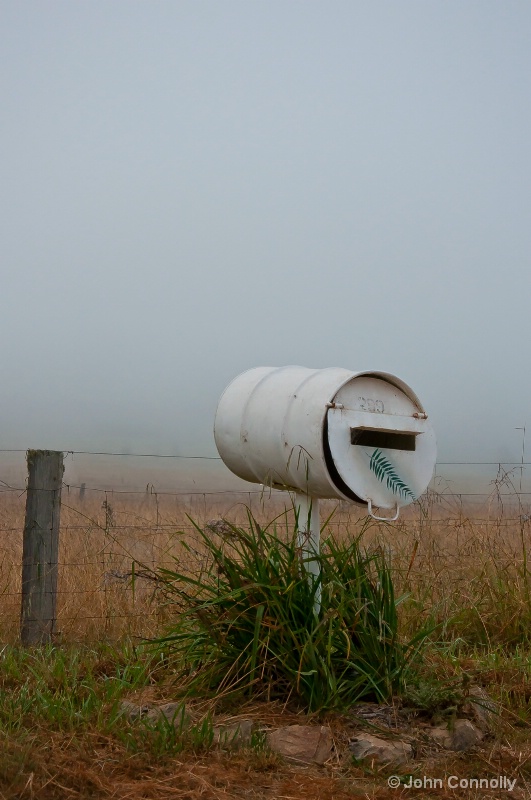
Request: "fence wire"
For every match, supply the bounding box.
[1,449,531,642]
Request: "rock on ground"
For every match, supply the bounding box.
[213,719,254,747]
[463,685,498,731]
[119,700,191,729]
[349,733,413,766]
[267,725,333,765]
[426,719,483,752]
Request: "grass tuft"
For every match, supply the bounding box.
[148,514,431,711]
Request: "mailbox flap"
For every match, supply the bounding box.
[326,374,436,509]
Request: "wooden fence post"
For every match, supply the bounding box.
[20,450,64,645]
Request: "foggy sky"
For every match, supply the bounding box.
[2,1,531,471]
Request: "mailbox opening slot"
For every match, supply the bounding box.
[350,428,417,452]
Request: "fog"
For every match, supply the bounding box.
[1,2,531,493]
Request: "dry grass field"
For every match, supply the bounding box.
[2,477,531,646]
[2,473,531,799]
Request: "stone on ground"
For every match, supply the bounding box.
[349,733,413,766]
[213,719,254,747]
[426,719,483,752]
[267,725,333,765]
[463,685,498,731]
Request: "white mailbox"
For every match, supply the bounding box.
[214,366,436,517]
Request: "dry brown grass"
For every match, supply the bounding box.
[0,487,296,641]
[2,481,531,646]
[3,483,531,799]
[2,710,531,799]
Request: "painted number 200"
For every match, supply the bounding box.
[358,397,384,413]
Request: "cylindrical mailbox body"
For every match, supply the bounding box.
[214,366,436,509]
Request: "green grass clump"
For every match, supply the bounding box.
[116,709,216,757]
[150,515,429,711]
[0,644,151,734]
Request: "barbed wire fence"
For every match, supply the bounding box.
[1,448,530,644]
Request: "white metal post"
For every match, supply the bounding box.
[295,493,321,615]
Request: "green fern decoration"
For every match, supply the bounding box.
[369,449,415,501]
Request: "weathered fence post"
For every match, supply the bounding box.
[20,450,64,645]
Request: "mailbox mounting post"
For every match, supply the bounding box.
[295,493,321,615]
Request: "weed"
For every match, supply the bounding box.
[148,514,431,711]
[0,644,152,733]
[116,708,215,758]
